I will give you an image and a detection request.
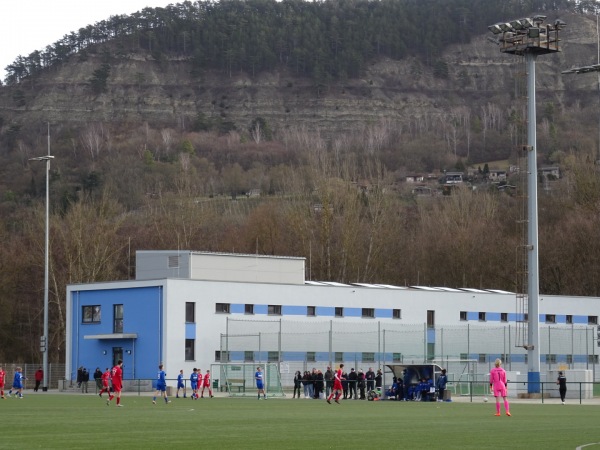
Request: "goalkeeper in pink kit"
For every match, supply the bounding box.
[489,358,510,416]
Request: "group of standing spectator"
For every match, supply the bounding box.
[292,366,383,400]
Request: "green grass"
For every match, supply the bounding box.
[0,394,598,449]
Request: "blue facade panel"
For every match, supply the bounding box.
[376,309,392,319]
[282,305,307,315]
[345,308,361,318]
[185,323,196,340]
[467,312,478,321]
[230,303,245,314]
[254,305,268,315]
[316,306,334,317]
[71,286,162,381]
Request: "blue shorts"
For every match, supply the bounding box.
[156,382,166,392]
[191,382,198,390]
[256,382,264,390]
[177,382,184,389]
[12,383,23,390]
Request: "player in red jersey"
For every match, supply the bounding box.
[98,368,111,398]
[201,369,214,398]
[0,365,6,399]
[107,359,124,407]
[327,364,344,404]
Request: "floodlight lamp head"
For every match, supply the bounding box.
[509,20,522,30]
[518,18,534,28]
[499,23,513,32]
[554,19,566,29]
[532,15,547,24]
[488,24,503,34]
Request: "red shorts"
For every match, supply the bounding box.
[112,383,122,392]
[333,381,343,391]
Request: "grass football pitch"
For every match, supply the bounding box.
[0,394,598,449]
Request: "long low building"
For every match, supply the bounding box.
[65,251,600,385]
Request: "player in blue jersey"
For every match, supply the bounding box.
[152,364,171,405]
[176,369,186,398]
[255,366,266,400]
[190,368,199,400]
[8,367,26,398]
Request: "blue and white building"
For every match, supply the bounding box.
[65,251,600,384]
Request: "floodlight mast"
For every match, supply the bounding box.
[29,123,54,392]
[487,16,565,396]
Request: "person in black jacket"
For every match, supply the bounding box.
[93,367,103,391]
[357,369,366,399]
[342,370,349,399]
[293,371,302,398]
[365,367,375,392]
[556,371,567,404]
[314,369,324,399]
[375,368,383,395]
[347,368,358,399]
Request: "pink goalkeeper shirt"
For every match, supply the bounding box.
[489,367,507,397]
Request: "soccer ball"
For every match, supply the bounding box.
[483,397,488,402]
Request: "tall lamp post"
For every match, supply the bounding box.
[488,16,566,395]
[29,123,54,391]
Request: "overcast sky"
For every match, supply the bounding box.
[1,0,170,82]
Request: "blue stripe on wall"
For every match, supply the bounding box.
[376,309,392,319]
[316,307,334,317]
[282,305,307,315]
[345,308,361,318]
[230,304,245,314]
[254,305,268,315]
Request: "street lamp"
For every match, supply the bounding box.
[29,123,54,392]
[487,16,566,396]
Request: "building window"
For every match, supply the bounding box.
[460,353,468,361]
[334,352,343,362]
[362,352,375,363]
[82,305,101,323]
[306,351,316,362]
[501,313,508,322]
[186,302,195,323]
[546,354,556,363]
[588,316,598,325]
[268,305,282,316]
[566,354,573,364]
[307,306,316,317]
[335,307,344,318]
[113,304,123,333]
[268,351,279,362]
[524,313,528,321]
[244,351,254,362]
[479,354,486,363]
[566,315,573,325]
[216,303,230,314]
[545,314,556,324]
[185,339,195,361]
[245,304,254,315]
[589,355,599,364]
[215,351,229,362]
[478,312,486,322]
[362,308,375,318]
[392,352,402,363]
[524,354,528,364]
[427,310,435,328]
[393,309,401,319]
[459,311,467,321]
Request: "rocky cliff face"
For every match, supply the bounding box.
[0,12,597,137]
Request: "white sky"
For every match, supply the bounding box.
[1,1,170,82]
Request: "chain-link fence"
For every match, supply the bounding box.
[0,363,65,390]
[220,318,598,388]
